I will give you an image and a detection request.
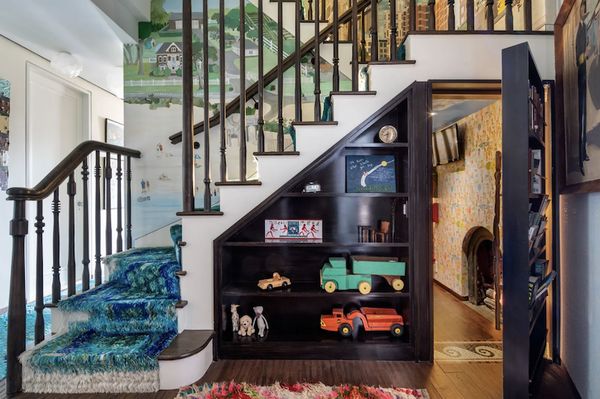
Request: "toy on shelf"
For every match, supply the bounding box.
[358,220,392,243]
[320,306,405,338]
[258,272,292,290]
[252,306,269,337]
[238,315,255,336]
[320,256,406,294]
[231,304,240,333]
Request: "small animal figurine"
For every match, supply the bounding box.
[238,315,255,336]
[252,306,269,337]
[231,304,240,333]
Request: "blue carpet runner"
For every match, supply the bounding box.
[20,247,180,393]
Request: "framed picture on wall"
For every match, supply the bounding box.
[346,155,396,193]
[556,0,600,192]
[105,118,124,147]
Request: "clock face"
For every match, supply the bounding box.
[378,125,398,143]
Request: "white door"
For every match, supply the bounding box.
[26,64,90,301]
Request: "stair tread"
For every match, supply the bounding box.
[176,300,188,308]
[330,91,377,96]
[292,121,338,126]
[254,151,300,156]
[301,19,329,23]
[175,270,188,276]
[215,180,262,186]
[176,210,224,216]
[158,330,215,361]
[368,60,417,65]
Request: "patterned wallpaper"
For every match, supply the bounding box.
[433,100,502,296]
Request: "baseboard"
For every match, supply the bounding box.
[434,279,468,301]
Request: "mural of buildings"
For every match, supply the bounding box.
[168,12,202,30]
[156,42,183,74]
[0,79,10,191]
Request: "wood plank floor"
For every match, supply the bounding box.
[13,285,579,399]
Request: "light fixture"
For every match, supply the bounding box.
[429,112,438,116]
[50,52,82,78]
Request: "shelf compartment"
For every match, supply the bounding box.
[281,192,409,198]
[223,241,409,248]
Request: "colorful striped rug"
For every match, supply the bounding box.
[177,382,429,399]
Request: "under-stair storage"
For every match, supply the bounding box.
[214,84,431,361]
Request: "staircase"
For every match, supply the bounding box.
[5,0,555,396]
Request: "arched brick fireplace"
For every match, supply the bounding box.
[462,226,495,305]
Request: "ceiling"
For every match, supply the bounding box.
[431,98,498,132]
[0,0,150,98]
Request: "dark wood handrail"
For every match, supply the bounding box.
[6,140,141,201]
[169,0,372,144]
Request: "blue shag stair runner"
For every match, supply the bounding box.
[20,247,180,393]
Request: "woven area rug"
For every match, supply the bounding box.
[434,341,502,362]
[177,382,430,399]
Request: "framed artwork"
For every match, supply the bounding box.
[264,219,323,243]
[556,0,600,192]
[346,155,396,193]
[105,118,124,147]
[0,78,10,191]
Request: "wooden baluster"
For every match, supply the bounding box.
[308,0,314,20]
[351,0,359,91]
[51,188,61,303]
[409,0,416,31]
[360,10,367,63]
[239,0,247,181]
[116,154,123,252]
[34,201,45,344]
[277,0,284,151]
[447,0,455,31]
[505,0,513,31]
[94,151,102,285]
[294,0,303,122]
[321,0,327,21]
[314,0,322,120]
[466,0,474,31]
[219,0,228,176]
[105,153,113,256]
[370,0,378,61]
[332,0,340,91]
[203,0,212,209]
[427,0,436,30]
[182,0,195,211]
[81,159,90,291]
[389,0,397,61]
[524,0,532,31]
[257,0,268,152]
[6,199,27,395]
[67,173,76,297]
[126,156,132,249]
[486,0,494,31]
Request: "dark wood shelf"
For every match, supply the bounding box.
[345,143,408,148]
[158,330,214,361]
[222,282,410,299]
[281,192,409,198]
[222,241,409,248]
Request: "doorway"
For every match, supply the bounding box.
[430,83,503,372]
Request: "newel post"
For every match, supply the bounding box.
[6,200,28,396]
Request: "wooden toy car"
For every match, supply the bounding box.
[257,272,291,290]
[320,256,406,294]
[320,307,404,337]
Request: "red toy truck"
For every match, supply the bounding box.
[320,307,404,337]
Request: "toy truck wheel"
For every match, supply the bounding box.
[267,284,273,291]
[338,323,353,337]
[391,278,404,291]
[390,324,404,337]
[282,281,288,287]
[358,281,372,295]
[324,281,337,293]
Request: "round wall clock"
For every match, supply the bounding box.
[378,125,398,143]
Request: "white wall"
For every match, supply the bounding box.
[0,35,124,310]
[560,192,600,398]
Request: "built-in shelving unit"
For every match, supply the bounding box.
[502,43,557,398]
[214,84,432,361]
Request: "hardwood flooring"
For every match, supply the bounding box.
[12,285,579,399]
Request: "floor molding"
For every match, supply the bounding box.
[434,279,469,301]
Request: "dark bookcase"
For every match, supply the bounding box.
[502,43,557,398]
[213,83,432,361]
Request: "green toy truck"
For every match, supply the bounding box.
[320,256,406,294]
